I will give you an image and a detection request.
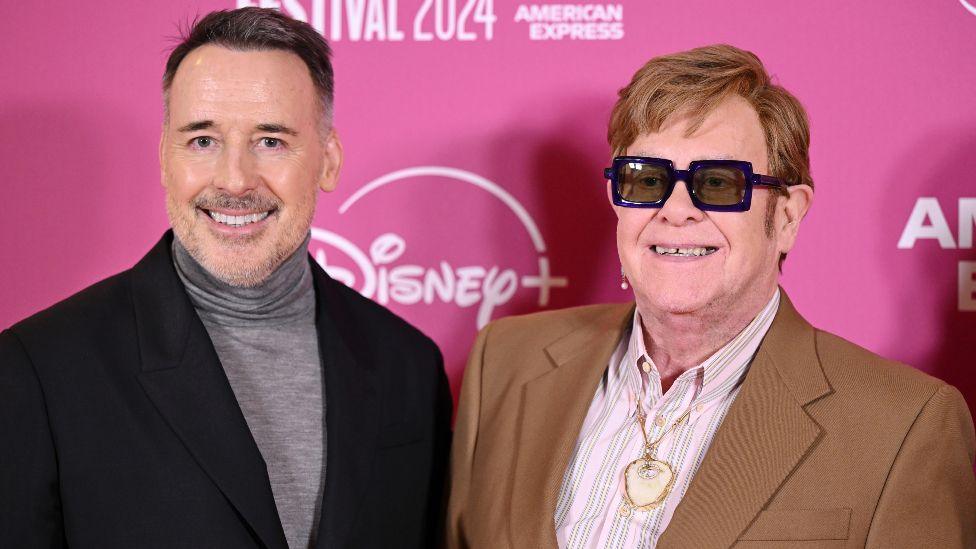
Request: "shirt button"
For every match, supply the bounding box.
[695,403,704,413]
[654,416,666,427]
[641,362,651,373]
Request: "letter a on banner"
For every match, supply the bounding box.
[897,197,956,249]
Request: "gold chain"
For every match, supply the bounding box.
[634,374,693,456]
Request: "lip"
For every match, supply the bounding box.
[198,207,276,237]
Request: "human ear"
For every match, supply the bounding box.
[317,128,343,193]
[777,184,813,254]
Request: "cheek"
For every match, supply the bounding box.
[616,209,652,244]
[711,217,767,263]
[263,169,318,212]
[265,151,313,178]
[164,157,212,197]
[164,176,198,205]
[735,224,779,268]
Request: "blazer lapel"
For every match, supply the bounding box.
[132,233,288,549]
[311,262,380,549]
[509,304,634,548]
[658,291,833,549]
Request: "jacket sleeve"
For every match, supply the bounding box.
[0,330,65,547]
[866,383,976,548]
[444,323,491,549]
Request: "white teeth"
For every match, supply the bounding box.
[653,245,716,257]
[208,210,271,227]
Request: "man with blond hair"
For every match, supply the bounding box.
[446,45,975,548]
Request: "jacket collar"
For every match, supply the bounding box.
[310,252,380,549]
[509,302,634,547]
[131,232,379,549]
[658,291,832,548]
[132,232,289,549]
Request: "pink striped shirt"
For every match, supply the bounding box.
[554,290,780,548]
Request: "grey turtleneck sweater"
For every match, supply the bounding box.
[173,236,325,549]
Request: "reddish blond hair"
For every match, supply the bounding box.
[608,44,813,190]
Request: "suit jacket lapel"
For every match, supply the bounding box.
[132,233,288,549]
[658,291,833,549]
[509,304,634,548]
[311,261,380,549]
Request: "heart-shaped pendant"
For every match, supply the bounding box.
[623,457,674,510]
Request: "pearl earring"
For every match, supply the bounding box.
[620,266,629,290]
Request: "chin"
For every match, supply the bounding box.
[204,256,278,287]
[636,286,715,316]
[657,297,711,315]
[188,238,279,286]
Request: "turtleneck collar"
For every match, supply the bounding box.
[172,234,316,327]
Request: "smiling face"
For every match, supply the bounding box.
[161,45,342,287]
[615,95,806,321]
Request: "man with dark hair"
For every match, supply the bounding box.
[0,8,451,548]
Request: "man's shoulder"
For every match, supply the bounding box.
[481,302,632,353]
[813,328,955,413]
[6,234,175,347]
[7,268,134,346]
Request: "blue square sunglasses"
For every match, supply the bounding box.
[604,156,788,212]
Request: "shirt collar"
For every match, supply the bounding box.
[616,289,781,402]
[172,233,316,327]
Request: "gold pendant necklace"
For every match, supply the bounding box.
[620,387,692,514]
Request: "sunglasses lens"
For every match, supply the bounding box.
[693,166,746,206]
[618,162,670,203]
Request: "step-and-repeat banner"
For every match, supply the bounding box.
[2,1,974,414]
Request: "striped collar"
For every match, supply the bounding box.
[616,289,781,406]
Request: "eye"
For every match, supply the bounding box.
[259,137,283,149]
[639,176,664,187]
[190,136,214,149]
[704,176,732,188]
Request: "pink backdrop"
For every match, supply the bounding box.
[2,1,975,418]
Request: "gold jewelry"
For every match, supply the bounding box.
[621,381,692,514]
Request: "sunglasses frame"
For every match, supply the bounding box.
[604,156,787,212]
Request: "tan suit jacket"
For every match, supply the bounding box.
[446,293,976,548]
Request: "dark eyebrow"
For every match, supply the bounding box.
[177,120,214,132]
[256,123,298,136]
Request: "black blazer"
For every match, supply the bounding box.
[0,232,452,548]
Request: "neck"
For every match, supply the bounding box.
[172,234,315,327]
[638,287,777,392]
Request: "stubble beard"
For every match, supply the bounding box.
[165,190,316,288]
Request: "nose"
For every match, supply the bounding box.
[214,139,258,195]
[658,178,705,225]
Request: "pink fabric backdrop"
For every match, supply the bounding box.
[2,1,974,417]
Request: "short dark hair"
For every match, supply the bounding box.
[162,7,334,122]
